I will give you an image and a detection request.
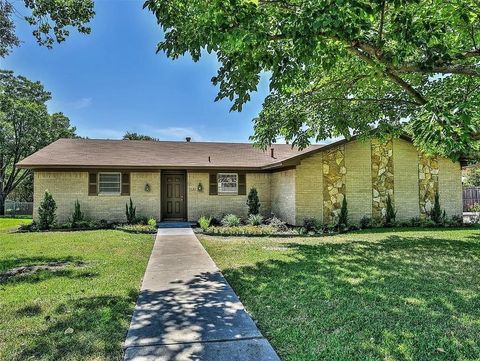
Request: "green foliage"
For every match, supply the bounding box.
[247,213,263,226]
[429,191,444,225]
[145,0,480,159]
[123,132,159,141]
[38,191,56,230]
[359,216,372,229]
[125,198,136,224]
[338,196,348,228]
[266,216,288,232]
[198,215,212,231]
[206,225,276,236]
[0,0,94,57]
[470,203,480,212]
[147,217,157,227]
[221,214,241,227]
[303,218,322,233]
[464,167,480,187]
[0,70,76,215]
[71,200,84,227]
[116,224,157,234]
[246,187,261,215]
[385,194,397,226]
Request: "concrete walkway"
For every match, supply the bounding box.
[124,226,280,361]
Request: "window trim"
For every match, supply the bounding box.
[217,172,239,195]
[98,172,122,196]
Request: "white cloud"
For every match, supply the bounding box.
[72,97,92,109]
[150,127,205,141]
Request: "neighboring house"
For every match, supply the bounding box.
[18,136,463,225]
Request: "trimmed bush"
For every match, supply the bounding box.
[147,217,157,227]
[429,191,444,225]
[71,200,84,227]
[303,217,322,233]
[385,194,396,226]
[207,225,275,236]
[38,191,57,230]
[338,196,348,228]
[125,198,136,224]
[266,216,288,232]
[359,215,372,229]
[246,187,261,215]
[247,214,263,226]
[221,214,241,227]
[198,215,212,231]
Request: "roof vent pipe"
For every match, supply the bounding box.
[186,137,191,142]
[270,147,275,158]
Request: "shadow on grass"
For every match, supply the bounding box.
[15,292,139,361]
[220,234,480,360]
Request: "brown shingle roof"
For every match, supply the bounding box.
[17,138,325,169]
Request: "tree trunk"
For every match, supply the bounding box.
[0,193,5,216]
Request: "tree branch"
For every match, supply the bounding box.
[395,64,480,76]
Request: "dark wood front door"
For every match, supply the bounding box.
[162,171,186,220]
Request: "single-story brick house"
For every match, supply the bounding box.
[18,136,463,225]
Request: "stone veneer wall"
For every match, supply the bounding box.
[33,171,161,223]
[271,169,296,225]
[371,139,394,221]
[187,172,271,221]
[295,152,323,224]
[418,154,439,218]
[322,145,346,224]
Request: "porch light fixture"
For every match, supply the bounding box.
[145,183,151,192]
[197,182,203,192]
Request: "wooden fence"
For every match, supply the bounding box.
[463,187,480,211]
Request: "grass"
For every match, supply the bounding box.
[200,227,480,361]
[0,217,32,232]
[0,218,154,360]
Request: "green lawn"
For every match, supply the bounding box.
[200,228,480,361]
[0,218,154,361]
[0,216,32,232]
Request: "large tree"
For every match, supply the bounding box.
[0,70,76,215]
[123,132,159,141]
[0,0,94,57]
[145,0,480,159]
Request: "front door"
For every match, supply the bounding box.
[162,171,186,220]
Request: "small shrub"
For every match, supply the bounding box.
[385,194,396,226]
[303,217,322,233]
[359,215,372,229]
[469,203,480,212]
[246,187,261,215]
[198,215,212,231]
[448,214,463,227]
[116,224,157,234]
[266,216,288,232]
[338,196,348,229]
[147,217,157,227]
[429,191,443,224]
[125,198,136,224]
[247,214,263,226]
[409,216,422,227]
[71,200,84,227]
[221,214,241,227]
[38,191,57,230]
[207,225,275,236]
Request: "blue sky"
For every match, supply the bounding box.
[1,0,270,142]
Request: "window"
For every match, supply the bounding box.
[98,173,121,194]
[217,173,238,195]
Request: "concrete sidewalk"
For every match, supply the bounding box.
[124,226,280,361]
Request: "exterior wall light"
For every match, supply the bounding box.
[145,183,151,192]
[197,182,203,192]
